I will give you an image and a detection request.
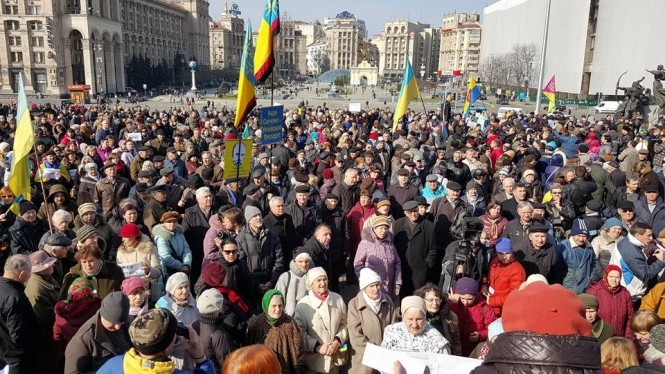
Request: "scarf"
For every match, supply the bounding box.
[123,348,174,374]
[262,289,284,323]
[485,214,503,239]
[216,286,250,314]
[362,291,382,314]
[311,289,329,302]
[129,302,148,317]
[82,260,103,277]
[466,194,478,205]
[591,318,605,339]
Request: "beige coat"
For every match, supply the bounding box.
[294,292,349,373]
[347,292,398,374]
[115,234,162,302]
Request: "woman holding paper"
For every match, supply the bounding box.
[381,296,450,354]
[115,223,163,303]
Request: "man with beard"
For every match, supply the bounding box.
[263,196,297,265]
[316,194,350,291]
[513,223,560,283]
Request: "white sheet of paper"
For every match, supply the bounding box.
[128,132,143,141]
[362,343,482,374]
[41,168,59,179]
[118,262,143,277]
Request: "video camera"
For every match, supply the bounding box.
[455,217,484,261]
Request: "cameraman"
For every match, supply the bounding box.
[439,218,490,292]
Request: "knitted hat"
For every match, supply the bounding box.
[488,318,504,342]
[294,247,312,262]
[455,277,479,295]
[197,288,225,315]
[503,282,592,337]
[578,294,599,310]
[570,219,589,236]
[401,296,426,315]
[306,267,327,288]
[466,180,478,191]
[495,238,513,254]
[322,169,334,180]
[372,216,390,229]
[519,274,549,290]
[160,211,180,223]
[19,201,36,215]
[66,277,95,304]
[244,205,262,223]
[165,271,189,294]
[376,199,391,209]
[358,268,381,290]
[604,264,622,278]
[121,277,146,296]
[76,225,97,242]
[202,262,226,287]
[78,202,97,215]
[119,223,141,238]
[129,308,178,355]
[603,217,623,230]
[651,324,665,354]
[100,292,130,324]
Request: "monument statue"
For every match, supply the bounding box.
[614,73,649,122]
[646,65,665,118]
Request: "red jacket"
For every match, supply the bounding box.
[346,202,375,249]
[487,258,526,316]
[489,148,504,169]
[448,297,497,356]
[586,281,634,339]
[52,297,101,355]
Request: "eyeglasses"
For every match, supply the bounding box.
[1,195,13,199]
[222,250,238,255]
[424,298,442,304]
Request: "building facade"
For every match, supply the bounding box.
[293,21,324,47]
[323,11,367,39]
[209,2,244,70]
[0,0,208,97]
[323,12,364,71]
[439,13,481,77]
[374,20,432,81]
[306,40,328,76]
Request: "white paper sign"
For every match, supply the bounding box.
[128,133,143,142]
[41,168,60,179]
[119,262,143,277]
[362,343,482,374]
[349,103,361,113]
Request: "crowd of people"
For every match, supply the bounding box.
[3,97,665,373]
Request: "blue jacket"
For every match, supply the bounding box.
[633,197,665,235]
[542,154,564,192]
[97,350,216,374]
[612,236,665,299]
[557,238,601,294]
[553,131,581,158]
[164,158,187,180]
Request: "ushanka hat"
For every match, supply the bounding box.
[129,308,178,355]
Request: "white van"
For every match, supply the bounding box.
[594,101,621,114]
[497,107,524,117]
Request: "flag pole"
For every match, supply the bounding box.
[271,73,274,106]
[31,147,53,234]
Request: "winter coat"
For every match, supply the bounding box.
[316,206,350,263]
[115,234,163,302]
[446,160,471,186]
[193,313,236,373]
[591,231,623,270]
[246,313,307,374]
[94,176,131,215]
[59,260,125,301]
[513,240,560,284]
[53,297,101,360]
[96,348,216,374]
[319,178,337,201]
[619,147,639,178]
[487,258,526,316]
[634,197,665,236]
[303,236,331,275]
[611,235,665,301]
[218,256,259,309]
[393,217,437,296]
[542,154,564,192]
[285,202,318,243]
[640,282,665,319]
[553,131,581,158]
[294,292,348,373]
[73,214,118,261]
[447,297,497,357]
[347,292,399,374]
[589,164,615,204]
[181,204,213,280]
[64,311,131,374]
[479,214,508,243]
[557,238,602,294]
[143,198,169,234]
[77,175,99,205]
[387,183,419,218]
[640,167,662,195]
[275,261,309,316]
[426,306,463,356]
[24,273,60,331]
[347,202,375,250]
[263,211,297,264]
[332,181,358,213]
[106,208,151,238]
[470,331,602,374]
[461,195,486,217]
[155,294,199,326]
[9,217,49,255]
[236,225,284,285]
[430,196,467,250]
[37,183,79,222]
[586,281,634,339]
[202,214,223,267]
[0,277,41,373]
[152,223,192,279]
[354,229,402,295]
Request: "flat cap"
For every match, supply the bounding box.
[446,181,463,191]
[243,184,261,195]
[402,201,419,212]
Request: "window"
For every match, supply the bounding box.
[31,36,44,47]
[27,6,42,15]
[10,52,23,62]
[5,21,19,30]
[33,52,45,63]
[8,36,21,46]
[3,6,18,14]
[29,21,43,31]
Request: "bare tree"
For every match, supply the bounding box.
[508,43,539,88]
[480,54,510,87]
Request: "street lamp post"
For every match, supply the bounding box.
[188,59,198,92]
[535,0,552,115]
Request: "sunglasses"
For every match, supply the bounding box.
[222,250,238,255]
[1,195,13,198]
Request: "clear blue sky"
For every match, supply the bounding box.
[209,0,490,37]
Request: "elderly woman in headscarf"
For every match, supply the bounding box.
[156,271,199,325]
[591,218,624,270]
[348,268,398,373]
[116,223,163,303]
[41,209,77,244]
[77,162,101,205]
[381,296,450,354]
[294,267,349,374]
[246,290,307,374]
[275,247,312,316]
[586,264,634,339]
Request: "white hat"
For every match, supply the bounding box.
[306,267,327,288]
[519,274,548,290]
[358,268,381,291]
[197,288,225,315]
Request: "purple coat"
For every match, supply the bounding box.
[353,228,402,294]
[202,214,224,267]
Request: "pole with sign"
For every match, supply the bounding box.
[261,105,284,146]
[223,139,253,180]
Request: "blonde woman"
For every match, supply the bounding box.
[600,337,638,374]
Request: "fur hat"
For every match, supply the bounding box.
[160,211,180,223]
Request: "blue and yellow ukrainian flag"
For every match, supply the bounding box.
[463,75,481,117]
[392,59,420,132]
[8,73,34,215]
[254,0,280,83]
[234,20,257,128]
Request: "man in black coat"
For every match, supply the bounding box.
[501,183,528,221]
[316,193,350,292]
[263,196,297,265]
[303,224,332,274]
[393,201,437,298]
[182,187,215,283]
[512,223,560,284]
[0,254,40,374]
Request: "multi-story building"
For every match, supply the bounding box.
[323,12,364,70]
[292,21,324,47]
[374,20,431,80]
[418,28,441,80]
[0,0,209,97]
[439,12,481,77]
[306,40,328,76]
[323,11,367,39]
[209,2,244,70]
[252,19,307,80]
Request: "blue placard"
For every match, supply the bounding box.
[261,105,284,145]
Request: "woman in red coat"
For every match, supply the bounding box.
[347,189,376,250]
[447,277,497,357]
[485,238,526,316]
[586,264,634,339]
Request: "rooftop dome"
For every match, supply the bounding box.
[318,69,350,83]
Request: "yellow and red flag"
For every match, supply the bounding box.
[543,75,556,113]
[254,0,280,83]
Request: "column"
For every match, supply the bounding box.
[62,40,73,87]
[104,41,113,93]
[81,39,95,94]
[115,43,125,91]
